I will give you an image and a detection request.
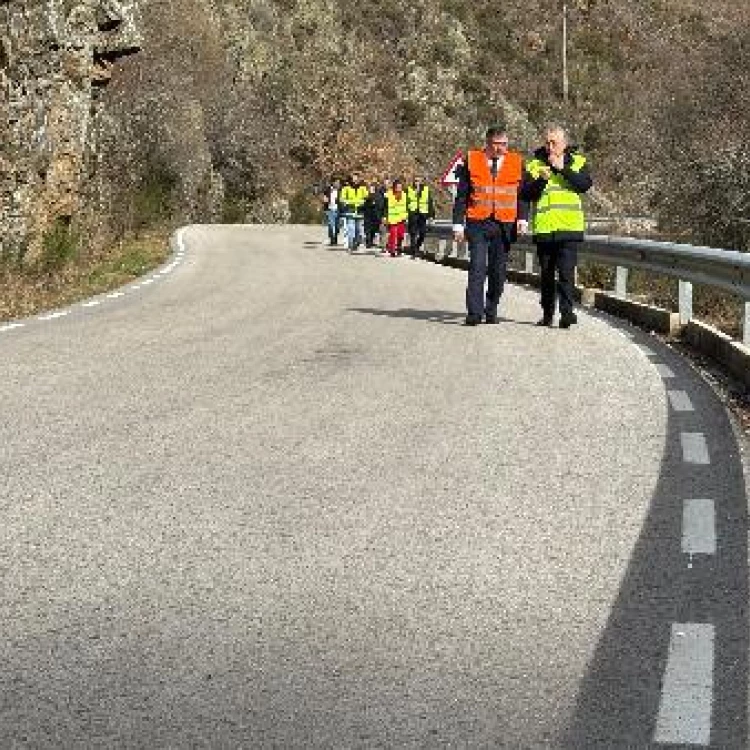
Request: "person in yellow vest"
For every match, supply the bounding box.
[406,176,435,259]
[519,124,592,328]
[383,179,409,257]
[453,126,529,325]
[339,172,369,253]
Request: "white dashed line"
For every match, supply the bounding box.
[81,300,102,308]
[0,322,25,332]
[682,499,717,556]
[668,390,695,412]
[141,278,155,285]
[654,623,714,746]
[656,363,675,379]
[37,311,70,321]
[107,292,125,299]
[681,433,711,465]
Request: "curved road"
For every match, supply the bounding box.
[0,225,747,748]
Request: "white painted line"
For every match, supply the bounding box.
[0,322,25,332]
[656,363,675,379]
[107,292,125,299]
[639,346,656,356]
[681,433,711,465]
[668,390,695,412]
[81,300,102,308]
[654,623,714,746]
[141,278,155,285]
[682,499,717,556]
[38,311,70,321]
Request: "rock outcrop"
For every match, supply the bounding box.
[1,1,141,261]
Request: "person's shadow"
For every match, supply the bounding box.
[349,307,538,326]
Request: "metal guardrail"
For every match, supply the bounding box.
[425,220,750,345]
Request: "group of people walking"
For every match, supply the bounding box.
[320,122,592,328]
[453,123,592,328]
[321,174,435,258]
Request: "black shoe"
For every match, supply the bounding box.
[536,316,554,327]
[559,312,578,329]
[485,315,499,324]
[464,315,481,326]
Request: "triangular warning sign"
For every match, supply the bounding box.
[440,150,464,186]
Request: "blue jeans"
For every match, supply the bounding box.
[345,216,363,250]
[326,209,340,244]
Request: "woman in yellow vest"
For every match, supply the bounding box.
[519,124,592,328]
[383,179,409,257]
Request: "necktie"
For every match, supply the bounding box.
[491,158,498,177]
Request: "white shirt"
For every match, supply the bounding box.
[328,188,339,210]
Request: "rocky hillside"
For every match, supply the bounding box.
[3,0,750,264]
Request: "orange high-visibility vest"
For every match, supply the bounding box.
[465,149,523,222]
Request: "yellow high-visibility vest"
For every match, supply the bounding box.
[386,190,409,224]
[407,185,431,214]
[527,154,587,236]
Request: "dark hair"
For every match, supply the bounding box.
[485,126,507,141]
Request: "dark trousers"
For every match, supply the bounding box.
[408,214,428,256]
[465,219,512,319]
[536,240,578,316]
[363,214,380,246]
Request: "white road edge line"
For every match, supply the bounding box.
[656,363,675,379]
[668,390,695,412]
[682,499,717,556]
[37,311,70,321]
[0,322,25,332]
[654,623,714,746]
[81,300,102,308]
[681,433,711,465]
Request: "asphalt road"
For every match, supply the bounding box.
[0,224,747,748]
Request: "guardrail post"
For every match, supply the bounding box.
[438,239,446,259]
[678,280,693,326]
[525,251,534,274]
[615,266,628,298]
[744,303,750,347]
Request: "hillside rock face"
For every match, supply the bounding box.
[2,0,748,258]
[1,1,141,259]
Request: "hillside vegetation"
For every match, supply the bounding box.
[88,0,750,249]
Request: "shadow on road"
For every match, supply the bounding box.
[349,307,541,328]
[562,327,748,749]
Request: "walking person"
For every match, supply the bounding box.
[339,172,369,253]
[520,124,592,328]
[453,126,529,325]
[383,179,409,257]
[377,178,392,249]
[362,181,382,248]
[321,178,341,246]
[406,176,435,259]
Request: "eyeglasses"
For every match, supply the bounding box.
[491,141,509,147]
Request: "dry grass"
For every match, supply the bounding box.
[0,230,171,323]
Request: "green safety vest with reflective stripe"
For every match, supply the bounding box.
[407,185,431,214]
[527,153,586,237]
[340,185,369,216]
[386,190,409,224]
